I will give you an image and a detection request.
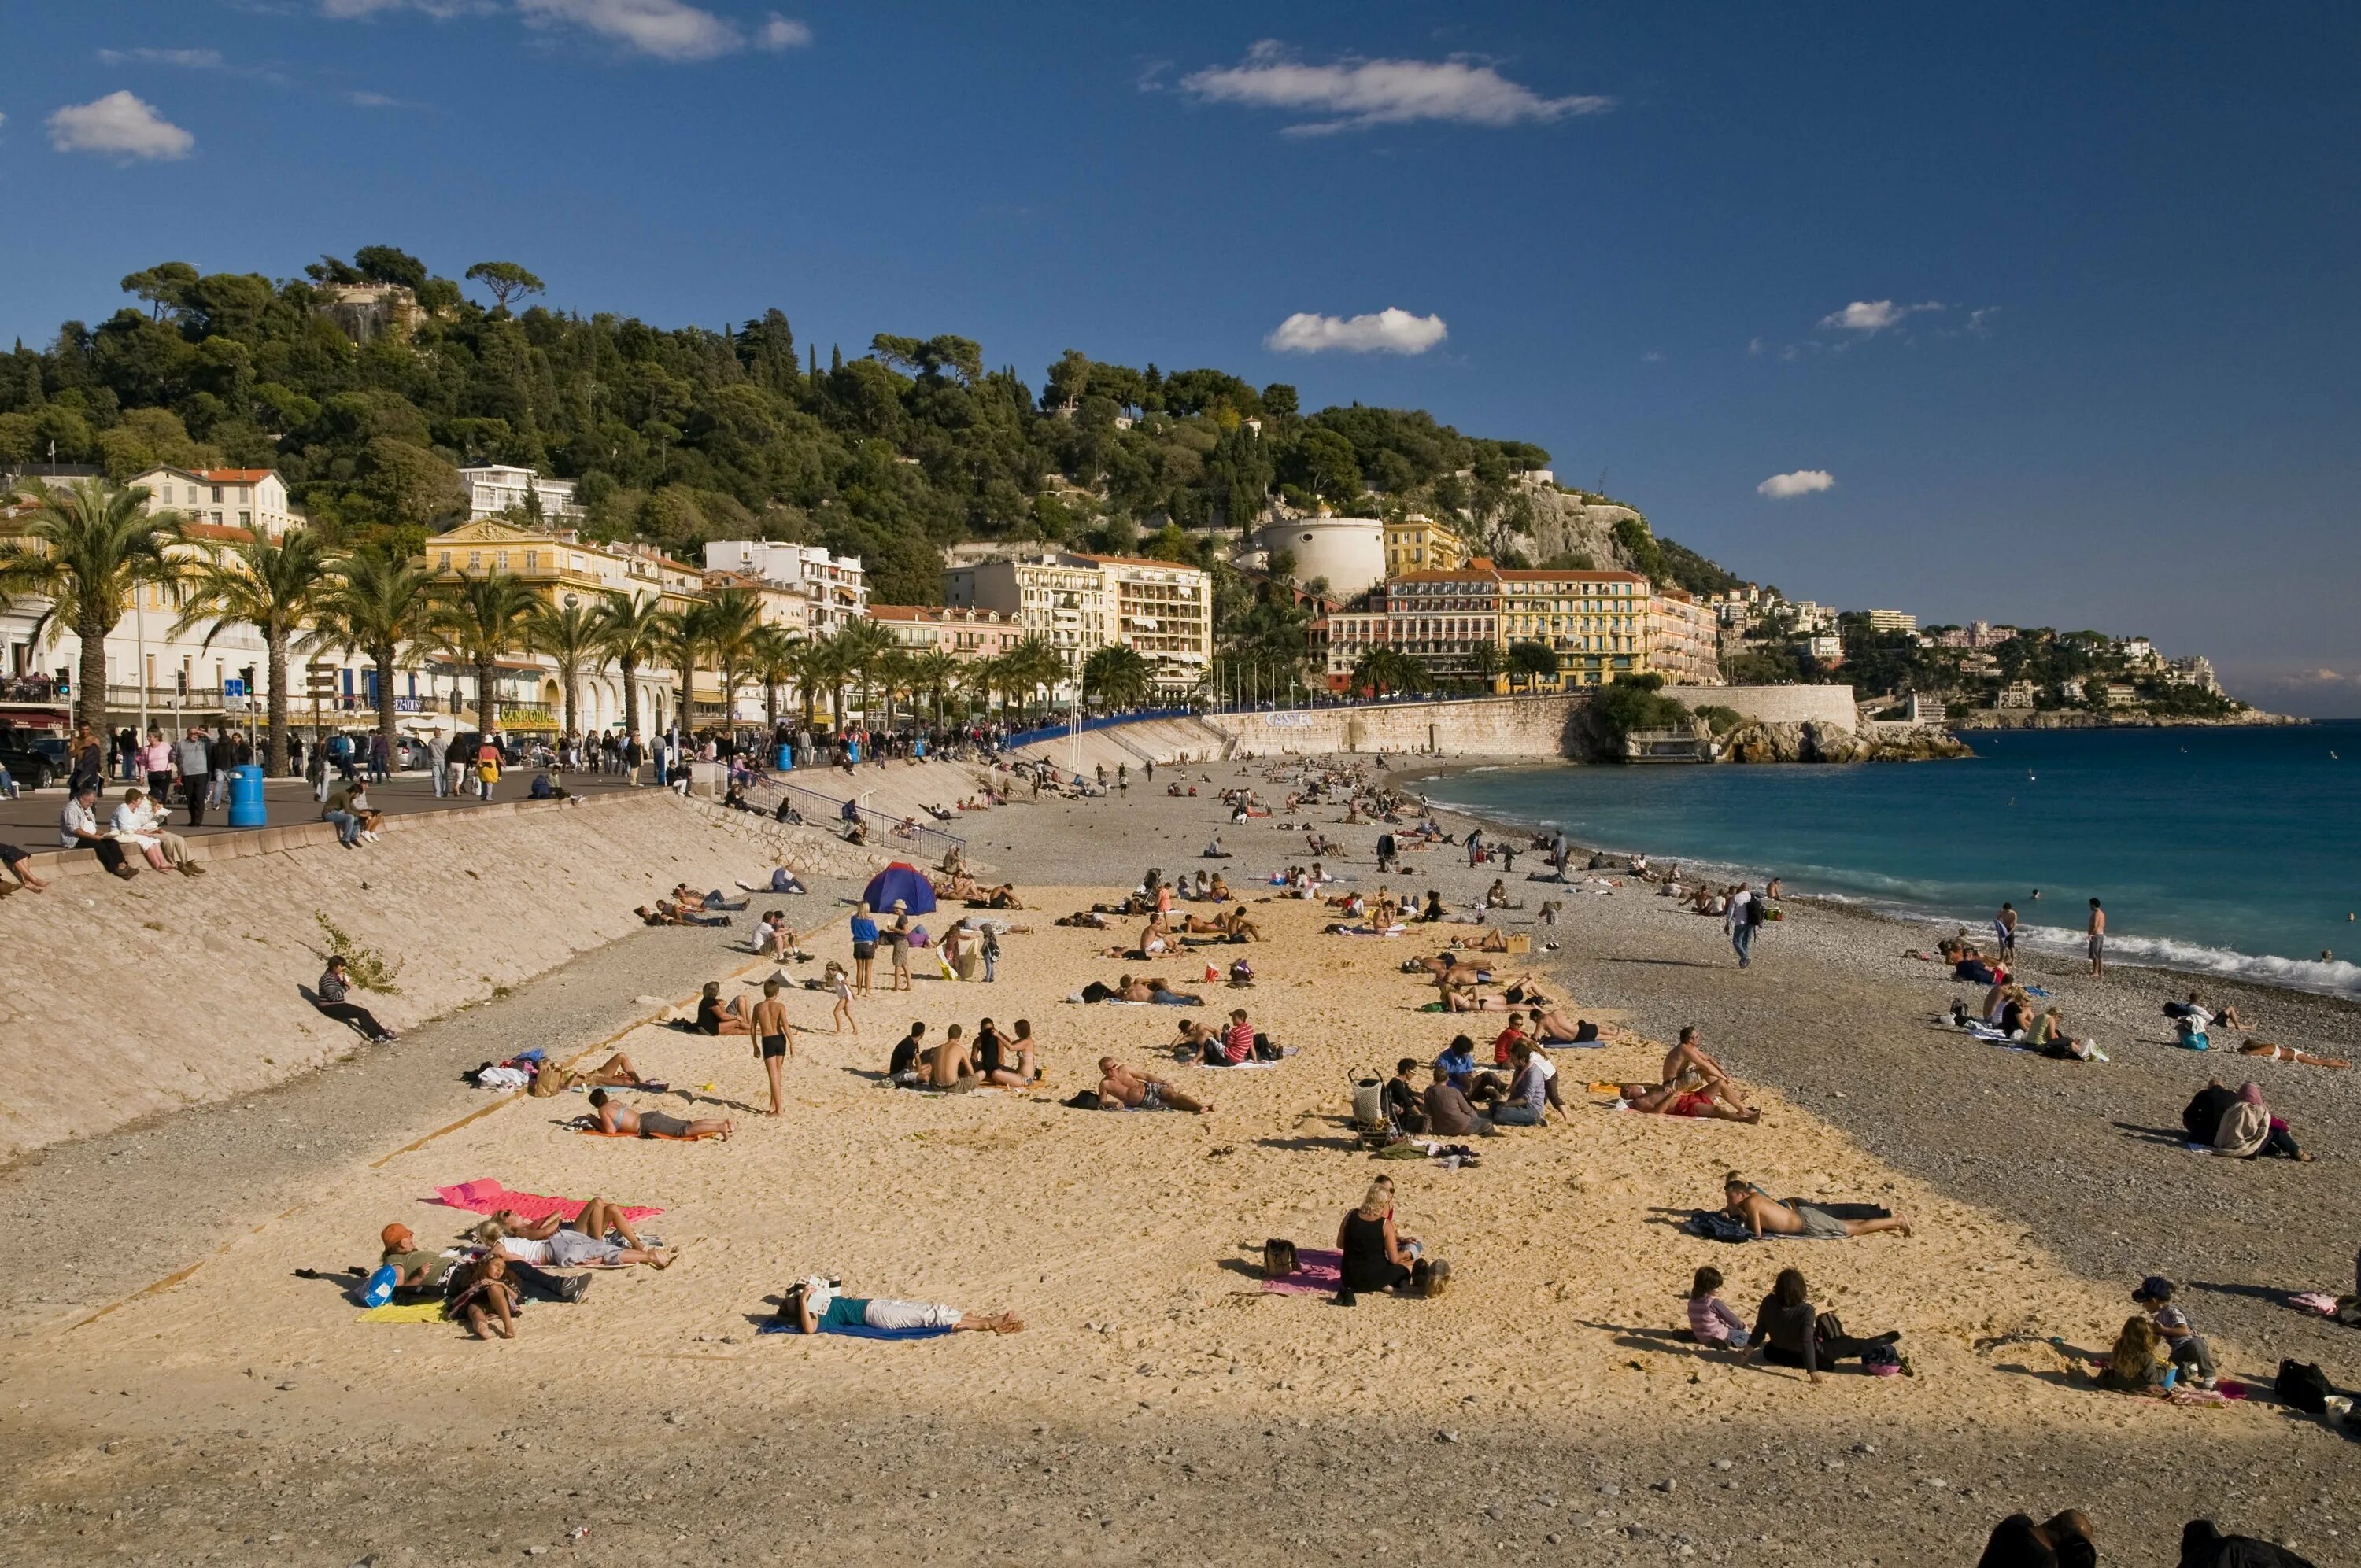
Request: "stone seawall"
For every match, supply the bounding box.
[0,788,903,1164]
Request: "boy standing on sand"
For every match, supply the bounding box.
[751,979,793,1116]
[2087,898,2106,979]
[1996,902,2019,963]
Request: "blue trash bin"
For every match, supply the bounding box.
[774,743,793,771]
[846,740,862,764]
[227,763,267,828]
[914,737,928,758]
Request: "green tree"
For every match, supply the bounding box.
[905,647,962,728]
[699,589,763,729]
[1351,647,1428,699]
[589,590,668,740]
[171,529,337,774]
[524,596,609,741]
[0,480,186,735]
[1508,639,1560,692]
[464,260,545,312]
[429,573,538,731]
[313,544,438,770]
[745,623,805,733]
[656,599,715,732]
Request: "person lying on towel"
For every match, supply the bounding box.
[779,1277,1022,1334]
[588,1087,733,1141]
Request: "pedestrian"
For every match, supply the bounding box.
[140,727,174,803]
[475,732,502,802]
[174,725,212,828]
[1725,882,1761,969]
[369,730,390,783]
[624,730,645,787]
[206,730,233,810]
[427,729,450,799]
[981,921,1001,983]
[2086,898,2106,979]
[1995,901,2019,964]
[750,979,793,1117]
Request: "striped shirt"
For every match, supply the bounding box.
[319,968,350,1005]
[1687,1295,1746,1346]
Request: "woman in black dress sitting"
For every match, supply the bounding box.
[1336,1176,1422,1304]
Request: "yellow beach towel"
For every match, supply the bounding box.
[355,1301,447,1324]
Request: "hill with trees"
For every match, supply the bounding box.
[0,245,1741,611]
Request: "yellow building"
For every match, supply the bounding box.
[1494,568,1655,687]
[1383,514,1467,577]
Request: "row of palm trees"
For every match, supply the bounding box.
[0,479,1151,775]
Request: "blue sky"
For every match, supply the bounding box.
[4,2,2357,711]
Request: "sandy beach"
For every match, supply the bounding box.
[0,759,2352,1566]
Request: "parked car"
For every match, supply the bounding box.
[0,725,63,791]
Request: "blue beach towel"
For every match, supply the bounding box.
[756,1319,957,1341]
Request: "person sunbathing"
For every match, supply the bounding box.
[1721,1175,1908,1238]
[1407,951,1489,982]
[1433,973,1510,1013]
[1180,910,1232,935]
[1450,928,1513,954]
[1217,907,1264,942]
[530,1052,651,1097]
[639,903,730,928]
[1620,1073,1762,1123]
[479,1198,673,1268]
[779,1278,1022,1334]
[2236,1039,2349,1068]
[587,1087,733,1141]
[1096,1057,1210,1112]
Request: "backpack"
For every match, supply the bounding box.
[1262,1238,1299,1278]
[2275,1358,2333,1414]
[1745,896,1767,928]
[1683,1210,1753,1244]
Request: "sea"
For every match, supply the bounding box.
[1421,721,2361,998]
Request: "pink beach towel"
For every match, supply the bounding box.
[431,1179,663,1224]
[1262,1247,1344,1297]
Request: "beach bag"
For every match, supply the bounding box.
[2275,1359,2333,1414]
[1683,1210,1753,1244]
[1262,1238,1299,1278]
[1349,1070,1387,1130]
[360,1265,400,1309]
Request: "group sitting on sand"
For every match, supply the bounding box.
[887,1016,1040,1090]
[1683,1263,1906,1380]
[2182,1079,2314,1160]
[1604,1027,1764,1123]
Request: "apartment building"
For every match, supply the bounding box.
[1646,587,1721,684]
[867,604,1019,662]
[1382,514,1466,577]
[131,466,301,539]
[1373,564,1504,683]
[1864,608,1918,634]
[703,540,870,639]
[455,464,585,524]
[943,552,1110,683]
[1078,554,1213,695]
[1496,567,1652,686]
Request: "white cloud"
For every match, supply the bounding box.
[756,13,811,50]
[1757,469,1835,499]
[46,92,194,160]
[1818,299,1943,333]
[345,90,403,107]
[518,0,743,60]
[1181,40,1610,135]
[1265,308,1448,356]
[97,47,226,68]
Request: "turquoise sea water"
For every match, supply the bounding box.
[1423,722,2361,997]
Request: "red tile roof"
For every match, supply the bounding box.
[194,469,276,484]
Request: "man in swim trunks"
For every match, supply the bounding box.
[1623,1075,1761,1123]
[1721,1175,1909,1238]
[1096,1057,1209,1112]
[2086,898,2106,979]
[588,1087,733,1140]
[1662,1024,1730,1087]
[750,979,793,1116]
[780,1278,1021,1334]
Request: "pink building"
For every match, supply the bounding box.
[867,604,1019,662]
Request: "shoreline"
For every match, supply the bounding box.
[1403,754,2361,1007]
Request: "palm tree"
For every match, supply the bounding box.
[828,618,898,731]
[428,573,538,731]
[170,527,335,774]
[524,596,610,743]
[589,590,667,741]
[1353,647,1429,700]
[0,479,184,735]
[699,589,763,732]
[746,623,805,735]
[312,544,436,773]
[906,647,962,728]
[785,634,838,729]
[1081,643,1156,711]
[656,600,715,733]
[1002,635,1067,718]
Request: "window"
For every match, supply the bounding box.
[238,511,251,526]
[438,552,452,570]
[525,551,538,571]
[210,486,223,504]
[496,552,509,572]
[468,552,482,570]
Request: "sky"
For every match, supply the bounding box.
[3,2,2357,713]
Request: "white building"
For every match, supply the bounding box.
[1250,515,1387,598]
[943,552,1110,689]
[1864,609,1918,634]
[702,540,869,638]
[456,465,584,524]
[130,466,301,540]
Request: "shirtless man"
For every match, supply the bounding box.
[1095,1057,1210,1113]
[750,980,794,1116]
[1434,972,1510,1013]
[587,1087,733,1140]
[929,1022,978,1090]
[1661,1024,1730,1087]
[1722,1175,1908,1238]
[1623,1075,1761,1123]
